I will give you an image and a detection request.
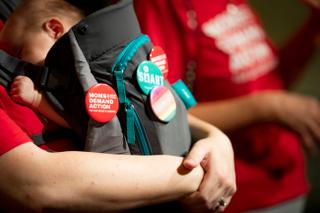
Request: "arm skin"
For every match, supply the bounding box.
[181,114,236,213]
[32,91,70,128]
[189,94,265,132]
[188,2,320,156]
[9,77,237,212]
[0,143,204,212]
[190,91,320,155]
[10,76,70,128]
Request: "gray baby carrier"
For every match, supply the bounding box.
[0,0,192,156]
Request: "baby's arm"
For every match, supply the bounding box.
[10,76,70,128]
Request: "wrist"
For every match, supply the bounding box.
[248,91,279,122]
[178,161,204,193]
[31,91,42,109]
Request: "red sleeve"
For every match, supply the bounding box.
[0,108,31,156]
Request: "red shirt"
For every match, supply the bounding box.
[0,85,78,155]
[135,0,308,211]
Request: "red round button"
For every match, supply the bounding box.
[149,46,169,80]
[85,83,119,123]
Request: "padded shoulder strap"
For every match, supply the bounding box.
[0,0,21,21]
[0,50,45,89]
[0,50,72,93]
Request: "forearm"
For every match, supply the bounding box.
[278,12,320,87]
[188,113,221,140]
[0,143,203,212]
[189,92,273,131]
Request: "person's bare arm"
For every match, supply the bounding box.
[180,114,236,213]
[10,76,70,128]
[189,94,264,131]
[0,142,203,212]
[190,91,320,155]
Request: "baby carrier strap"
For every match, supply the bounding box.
[0,50,44,90]
[0,0,20,21]
[0,51,79,148]
[0,50,72,93]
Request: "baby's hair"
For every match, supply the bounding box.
[65,0,118,16]
[14,0,84,32]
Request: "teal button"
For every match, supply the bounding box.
[136,60,164,95]
[172,80,197,109]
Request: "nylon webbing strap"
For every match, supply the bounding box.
[0,50,43,89]
[0,50,76,93]
[0,0,21,21]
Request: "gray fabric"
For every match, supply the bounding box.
[72,0,140,62]
[155,83,191,156]
[43,0,191,156]
[69,31,97,92]
[246,195,306,213]
[86,117,130,154]
[69,30,130,154]
[125,42,192,156]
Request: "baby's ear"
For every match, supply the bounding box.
[43,18,65,40]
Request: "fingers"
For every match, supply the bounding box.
[196,152,236,212]
[213,196,230,213]
[308,99,320,140]
[183,141,209,170]
[10,76,25,93]
[181,188,228,213]
[181,135,236,213]
[10,83,22,101]
[299,98,320,155]
[274,93,320,155]
[295,121,319,156]
[306,116,320,142]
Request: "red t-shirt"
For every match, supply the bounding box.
[0,85,78,156]
[135,0,308,211]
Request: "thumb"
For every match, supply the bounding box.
[183,141,207,170]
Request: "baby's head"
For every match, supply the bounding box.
[0,0,84,65]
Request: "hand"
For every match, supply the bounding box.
[180,128,236,212]
[10,76,41,108]
[259,91,320,155]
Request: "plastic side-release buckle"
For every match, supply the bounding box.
[172,80,197,110]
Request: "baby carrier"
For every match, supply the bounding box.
[0,0,20,21]
[0,0,194,156]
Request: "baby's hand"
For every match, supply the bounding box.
[10,76,40,107]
